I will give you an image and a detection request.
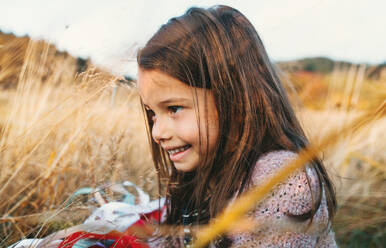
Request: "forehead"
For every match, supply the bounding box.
[137,69,193,104]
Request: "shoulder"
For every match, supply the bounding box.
[249,150,320,216]
[251,150,298,182]
[228,150,336,247]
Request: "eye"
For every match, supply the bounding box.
[168,106,183,114]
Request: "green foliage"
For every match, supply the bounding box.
[337,226,386,248]
[300,57,335,73]
[277,56,364,74]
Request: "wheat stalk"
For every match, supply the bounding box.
[192,101,385,248]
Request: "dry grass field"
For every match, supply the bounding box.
[0,38,385,247]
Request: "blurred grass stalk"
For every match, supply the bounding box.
[192,61,386,247]
[0,38,385,246]
[192,101,385,248]
[0,39,156,244]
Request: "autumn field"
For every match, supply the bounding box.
[0,36,385,247]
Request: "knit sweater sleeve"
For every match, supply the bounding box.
[230,150,337,248]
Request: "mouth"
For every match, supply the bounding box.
[166,144,192,161]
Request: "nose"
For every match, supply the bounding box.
[152,117,172,144]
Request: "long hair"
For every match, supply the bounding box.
[137,4,336,232]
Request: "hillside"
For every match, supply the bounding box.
[2,31,385,90]
[0,31,92,89]
[277,57,386,81]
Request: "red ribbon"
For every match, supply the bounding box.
[57,207,164,248]
[58,231,148,248]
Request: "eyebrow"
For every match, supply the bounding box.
[159,97,191,105]
[143,97,191,109]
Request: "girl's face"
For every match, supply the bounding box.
[138,69,219,172]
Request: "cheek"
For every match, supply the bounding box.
[179,119,199,144]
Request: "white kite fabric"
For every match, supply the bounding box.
[9,181,165,248]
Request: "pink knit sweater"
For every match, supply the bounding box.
[148,150,337,247]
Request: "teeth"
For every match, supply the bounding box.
[167,145,190,155]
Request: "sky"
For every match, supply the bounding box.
[0,0,385,76]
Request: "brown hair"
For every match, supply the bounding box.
[137,4,336,238]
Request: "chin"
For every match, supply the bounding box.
[173,162,197,172]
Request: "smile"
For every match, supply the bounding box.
[167,145,191,155]
[166,145,191,161]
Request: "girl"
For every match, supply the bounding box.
[137,5,337,247]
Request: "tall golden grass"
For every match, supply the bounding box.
[0,39,385,247]
[0,40,156,245]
